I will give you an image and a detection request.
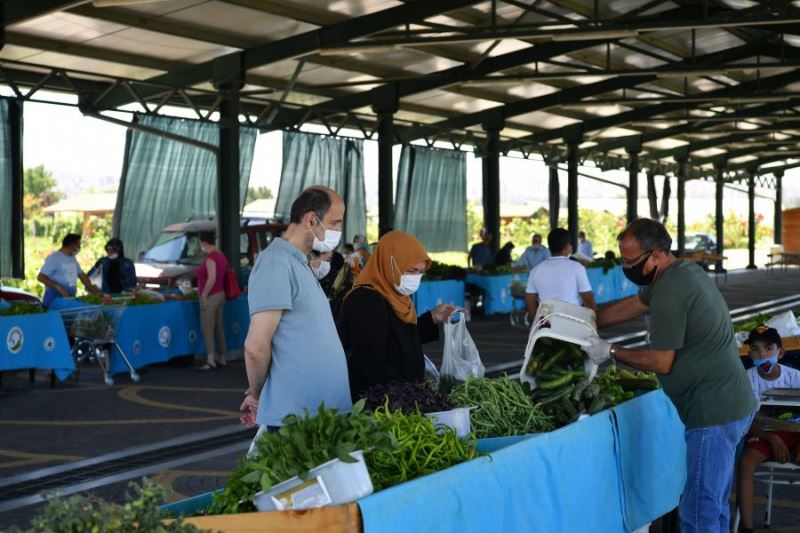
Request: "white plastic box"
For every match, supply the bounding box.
[253,450,373,512]
[519,299,599,388]
[425,407,473,438]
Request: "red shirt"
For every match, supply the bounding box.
[197,249,228,295]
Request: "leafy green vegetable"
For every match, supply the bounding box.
[77,293,105,305]
[9,480,205,533]
[449,377,553,438]
[128,293,162,306]
[366,403,479,491]
[208,400,395,515]
[423,262,466,281]
[0,301,45,317]
[733,314,771,333]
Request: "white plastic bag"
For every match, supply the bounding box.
[766,310,800,337]
[441,315,484,382]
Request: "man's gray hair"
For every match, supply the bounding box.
[617,218,672,252]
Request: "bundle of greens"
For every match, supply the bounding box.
[0,302,45,317]
[423,262,466,281]
[449,377,553,438]
[366,404,479,491]
[10,480,204,533]
[208,400,395,515]
[360,382,454,414]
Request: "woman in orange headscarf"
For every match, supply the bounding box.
[337,231,455,400]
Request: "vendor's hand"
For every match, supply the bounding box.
[768,433,791,463]
[432,303,457,324]
[240,391,259,427]
[582,335,612,365]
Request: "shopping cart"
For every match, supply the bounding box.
[57,302,139,386]
[508,280,531,328]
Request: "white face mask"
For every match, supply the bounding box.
[390,256,423,296]
[395,273,423,296]
[108,253,119,260]
[312,261,331,280]
[311,215,342,253]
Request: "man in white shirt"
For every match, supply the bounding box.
[514,233,551,272]
[578,231,594,259]
[525,228,597,318]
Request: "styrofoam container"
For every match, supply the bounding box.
[425,407,473,438]
[253,450,373,512]
[519,299,599,388]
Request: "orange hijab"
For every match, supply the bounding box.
[352,231,430,324]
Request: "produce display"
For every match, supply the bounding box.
[524,337,585,386]
[366,404,479,491]
[128,292,163,306]
[11,480,205,533]
[449,377,552,438]
[423,262,466,281]
[208,400,394,515]
[0,301,45,317]
[734,313,772,333]
[360,382,454,414]
[588,256,621,273]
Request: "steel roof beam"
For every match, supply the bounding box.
[691,144,800,167]
[507,68,800,150]
[643,124,800,161]
[1,0,84,27]
[99,0,485,109]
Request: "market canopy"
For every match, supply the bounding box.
[2,1,799,179]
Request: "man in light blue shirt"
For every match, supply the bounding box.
[37,233,100,307]
[578,231,594,259]
[514,233,551,272]
[241,186,352,430]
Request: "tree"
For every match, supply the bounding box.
[245,186,274,203]
[24,165,62,216]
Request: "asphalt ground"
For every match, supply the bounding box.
[1,267,799,531]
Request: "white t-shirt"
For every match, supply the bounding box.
[525,256,592,305]
[745,364,800,403]
[578,240,594,258]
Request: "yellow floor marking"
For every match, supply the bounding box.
[0,415,232,426]
[117,386,241,417]
[0,449,83,470]
[150,469,232,502]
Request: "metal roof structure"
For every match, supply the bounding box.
[3,1,800,176]
[2,0,798,269]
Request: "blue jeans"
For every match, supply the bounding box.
[680,412,754,533]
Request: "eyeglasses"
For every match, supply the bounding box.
[621,250,653,268]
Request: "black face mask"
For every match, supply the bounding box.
[623,251,657,286]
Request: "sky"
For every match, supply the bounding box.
[18,95,800,223]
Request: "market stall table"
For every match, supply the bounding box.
[0,311,74,381]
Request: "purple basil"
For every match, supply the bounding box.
[360,382,454,414]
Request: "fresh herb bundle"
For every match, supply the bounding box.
[208,400,395,515]
[360,382,454,414]
[366,404,479,491]
[449,376,553,438]
[0,302,45,317]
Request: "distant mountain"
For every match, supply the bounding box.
[53,172,119,197]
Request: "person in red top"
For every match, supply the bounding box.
[197,231,229,370]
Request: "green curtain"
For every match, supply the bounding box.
[395,145,467,253]
[114,114,257,259]
[276,131,366,242]
[0,99,11,277]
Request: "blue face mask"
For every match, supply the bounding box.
[752,354,779,374]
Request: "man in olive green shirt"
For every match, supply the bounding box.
[584,219,756,533]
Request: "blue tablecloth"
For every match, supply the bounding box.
[412,280,465,315]
[360,390,685,533]
[0,311,74,380]
[614,267,639,300]
[464,273,527,315]
[49,296,250,375]
[109,297,249,374]
[586,266,618,304]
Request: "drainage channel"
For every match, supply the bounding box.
[0,425,256,514]
[485,294,800,377]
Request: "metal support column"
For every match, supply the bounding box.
[8,99,24,278]
[374,94,397,236]
[482,120,503,256]
[747,169,757,269]
[567,141,579,251]
[548,165,559,231]
[676,153,687,256]
[626,145,640,223]
[217,84,241,275]
[774,170,784,244]
[715,165,725,272]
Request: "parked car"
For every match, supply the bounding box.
[681,233,717,271]
[135,217,287,289]
[0,285,41,303]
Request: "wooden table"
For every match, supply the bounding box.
[682,252,728,283]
